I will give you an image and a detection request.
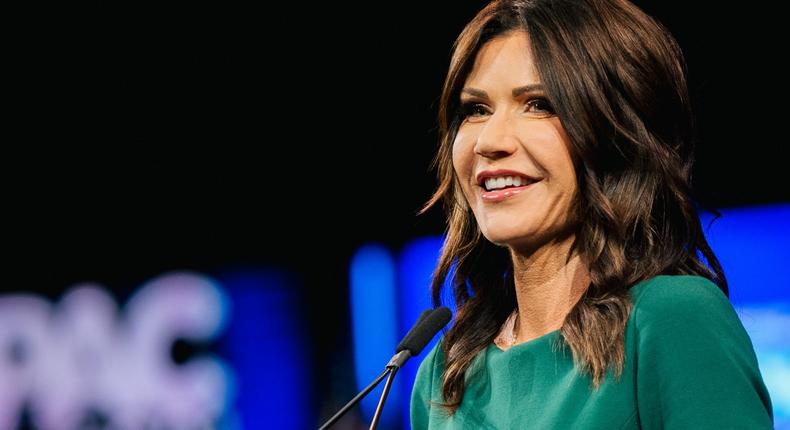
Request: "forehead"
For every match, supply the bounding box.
[464,31,540,89]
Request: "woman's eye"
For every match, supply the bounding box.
[460,102,489,119]
[525,98,555,115]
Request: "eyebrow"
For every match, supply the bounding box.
[461,84,545,98]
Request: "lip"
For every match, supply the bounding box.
[480,182,536,202]
[475,169,542,203]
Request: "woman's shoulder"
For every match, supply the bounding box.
[411,338,446,426]
[625,276,774,427]
[628,274,730,319]
[627,274,749,346]
[415,338,445,378]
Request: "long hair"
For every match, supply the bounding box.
[421,0,727,413]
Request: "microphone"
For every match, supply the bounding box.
[389,307,452,369]
[319,307,452,430]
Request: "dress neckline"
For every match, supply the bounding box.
[489,328,561,353]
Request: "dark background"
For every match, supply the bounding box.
[5,0,788,425]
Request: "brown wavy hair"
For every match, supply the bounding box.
[421,0,727,413]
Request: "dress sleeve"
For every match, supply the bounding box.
[634,276,774,429]
[410,340,443,430]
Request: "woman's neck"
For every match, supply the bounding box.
[509,235,589,343]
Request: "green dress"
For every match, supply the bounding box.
[410,275,774,429]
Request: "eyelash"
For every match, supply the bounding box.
[459,98,555,119]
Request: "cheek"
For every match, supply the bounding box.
[538,149,573,185]
[451,130,475,177]
[550,144,577,193]
[529,124,576,189]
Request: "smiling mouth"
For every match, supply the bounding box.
[477,175,541,203]
[481,175,537,192]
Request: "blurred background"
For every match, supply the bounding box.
[3,1,788,429]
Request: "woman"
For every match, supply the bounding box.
[411,0,774,428]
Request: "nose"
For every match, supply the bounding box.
[473,111,519,160]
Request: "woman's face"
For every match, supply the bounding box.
[452,31,578,251]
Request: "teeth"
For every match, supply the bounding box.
[483,175,533,191]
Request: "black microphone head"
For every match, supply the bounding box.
[396,309,432,353]
[412,309,433,329]
[397,307,452,356]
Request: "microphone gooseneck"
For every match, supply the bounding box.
[319,307,452,430]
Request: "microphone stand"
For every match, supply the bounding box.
[319,307,450,430]
[318,369,390,430]
[368,366,397,430]
[319,350,411,430]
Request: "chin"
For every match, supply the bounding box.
[480,222,571,253]
[479,225,533,248]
